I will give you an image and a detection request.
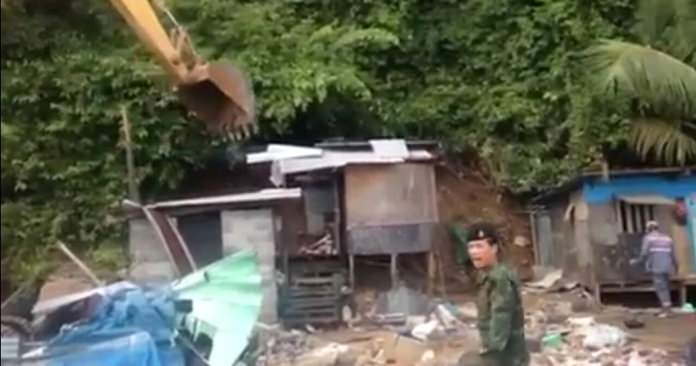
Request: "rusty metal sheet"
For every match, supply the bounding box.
[347,223,434,255]
[344,164,438,227]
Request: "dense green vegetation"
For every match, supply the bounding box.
[1,0,693,283]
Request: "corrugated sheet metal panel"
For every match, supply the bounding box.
[1,338,20,360]
[347,223,434,254]
[532,211,554,267]
[344,164,438,227]
[149,188,302,209]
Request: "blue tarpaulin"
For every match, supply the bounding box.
[40,284,184,366]
[582,175,696,204]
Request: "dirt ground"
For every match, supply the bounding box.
[312,287,695,365]
[596,308,696,352]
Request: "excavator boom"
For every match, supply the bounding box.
[109,0,255,137]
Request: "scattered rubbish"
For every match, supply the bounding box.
[685,336,696,365]
[411,320,440,341]
[383,333,428,365]
[371,312,407,326]
[526,334,542,353]
[420,349,436,364]
[567,316,595,327]
[29,285,184,366]
[376,285,430,316]
[513,236,531,247]
[681,303,695,314]
[582,324,628,349]
[298,231,337,256]
[541,333,563,349]
[292,343,349,366]
[525,270,563,291]
[253,328,315,366]
[433,304,462,331]
[456,302,478,320]
[544,300,573,324]
[406,315,427,329]
[32,282,137,316]
[624,317,645,329]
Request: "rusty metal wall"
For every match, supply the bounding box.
[589,202,624,283]
[344,163,438,226]
[346,223,435,255]
[344,163,438,254]
[548,202,568,269]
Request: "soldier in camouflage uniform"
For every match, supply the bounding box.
[458,223,529,366]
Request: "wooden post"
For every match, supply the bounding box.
[390,254,399,288]
[349,255,355,291]
[427,251,436,297]
[120,107,140,203]
[56,242,104,287]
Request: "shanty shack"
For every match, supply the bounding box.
[126,139,441,326]
[126,188,302,324]
[248,140,440,290]
[530,167,696,303]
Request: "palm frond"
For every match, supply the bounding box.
[672,0,696,63]
[636,0,677,44]
[584,40,696,117]
[636,0,696,61]
[630,118,696,165]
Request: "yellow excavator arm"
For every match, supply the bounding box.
[109,0,255,138]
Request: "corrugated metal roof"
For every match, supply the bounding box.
[533,166,695,203]
[245,144,322,164]
[148,188,302,209]
[269,150,433,186]
[315,139,439,150]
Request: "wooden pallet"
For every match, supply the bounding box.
[281,270,345,326]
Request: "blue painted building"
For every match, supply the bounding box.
[531,167,696,302]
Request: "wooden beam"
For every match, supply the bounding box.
[427,252,435,296]
[390,254,399,288]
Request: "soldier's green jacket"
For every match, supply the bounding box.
[474,263,529,366]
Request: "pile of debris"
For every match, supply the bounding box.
[527,312,684,366]
[252,329,322,365]
[1,249,263,366]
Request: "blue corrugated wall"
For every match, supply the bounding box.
[582,175,696,204]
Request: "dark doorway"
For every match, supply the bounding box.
[177,212,223,267]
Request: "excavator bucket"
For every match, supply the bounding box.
[177,62,256,137]
[108,0,256,138]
